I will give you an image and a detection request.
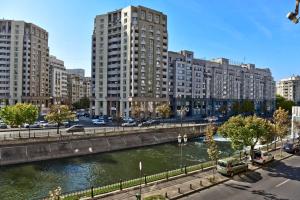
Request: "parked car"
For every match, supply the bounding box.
[93,119,106,125]
[29,122,41,128]
[282,142,300,154]
[121,121,136,127]
[217,157,248,177]
[66,125,85,133]
[251,149,274,164]
[0,123,7,129]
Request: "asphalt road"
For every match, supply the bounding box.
[181,155,300,200]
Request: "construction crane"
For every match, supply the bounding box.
[287,0,300,24]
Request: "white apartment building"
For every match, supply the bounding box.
[0,20,50,106]
[91,6,168,117]
[168,50,276,116]
[49,55,68,104]
[276,75,300,105]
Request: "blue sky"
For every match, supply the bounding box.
[1,0,299,80]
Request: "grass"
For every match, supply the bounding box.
[143,195,166,200]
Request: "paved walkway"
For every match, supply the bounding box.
[90,150,291,200]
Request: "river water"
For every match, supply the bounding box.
[0,136,234,200]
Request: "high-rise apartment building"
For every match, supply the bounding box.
[0,20,50,106]
[91,6,168,117]
[168,50,276,116]
[276,75,300,105]
[49,55,68,104]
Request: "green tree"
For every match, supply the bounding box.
[206,124,219,176]
[156,103,171,118]
[273,107,290,156]
[45,105,75,134]
[276,95,295,114]
[0,104,26,128]
[22,104,39,137]
[218,115,273,161]
[72,96,90,110]
[231,102,241,115]
[240,100,255,115]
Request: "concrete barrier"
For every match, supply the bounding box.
[0,125,204,166]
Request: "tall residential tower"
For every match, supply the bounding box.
[0,20,50,106]
[91,6,168,117]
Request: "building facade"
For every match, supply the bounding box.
[49,55,68,104]
[168,50,276,117]
[0,20,50,107]
[67,68,85,77]
[91,6,168,117]
[276,75,300,105]
[67,69,91,105]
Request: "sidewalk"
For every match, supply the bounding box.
[90,150,292,200]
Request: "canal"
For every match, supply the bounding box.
[0,136,234,200]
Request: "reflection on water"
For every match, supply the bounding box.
[0,138,234,200]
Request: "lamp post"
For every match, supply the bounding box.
[136,161,142,200]
[178,134,188,171]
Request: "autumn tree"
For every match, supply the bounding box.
[156,103,171,118]
[206,124,219,176]
[22,104,39,137]
[45,105,75,134]
[218,115,273,161]
[273,107,290,156]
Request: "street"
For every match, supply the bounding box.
[181,155,300,200]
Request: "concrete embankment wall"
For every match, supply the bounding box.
[0,126,203,166]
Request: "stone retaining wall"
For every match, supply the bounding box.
[0,126,204,166]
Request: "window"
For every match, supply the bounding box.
[141,11,145,19]
[147,13,153,21]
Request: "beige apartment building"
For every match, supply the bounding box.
[0,20,50,107]
[91,6,168,117]
[67,69,91,104]
[168,50,276,116]
[49,55,68,104]
[276,75,300,105]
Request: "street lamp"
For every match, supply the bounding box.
[287,0,300,24]
[178,134,188,171]
[136,161,142,200]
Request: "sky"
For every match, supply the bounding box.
[1,0,300,80]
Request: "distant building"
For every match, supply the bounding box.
[168,50,276,116]
[67,68,85,77]
[276,75,300,105]
[0,19,50,106]
[67,69,91,105]
[49,55,68,105]
[91,6,168,117]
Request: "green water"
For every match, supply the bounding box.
[0,138,234,200]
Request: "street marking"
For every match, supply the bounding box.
[275,179,290,188]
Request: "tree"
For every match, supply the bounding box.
[240,100,255,115]
[231,102,241,115]
[72,96,90,110]
[218,104,227,116]
[45,105,75,134]
[218,115,273,161]
[156,103,171,118]
[276,95,295,114]
[206,124,219,176]
[131,103,143,120]
[273,107,290,156]
[22,104,39,137]
[0,104,25,128]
